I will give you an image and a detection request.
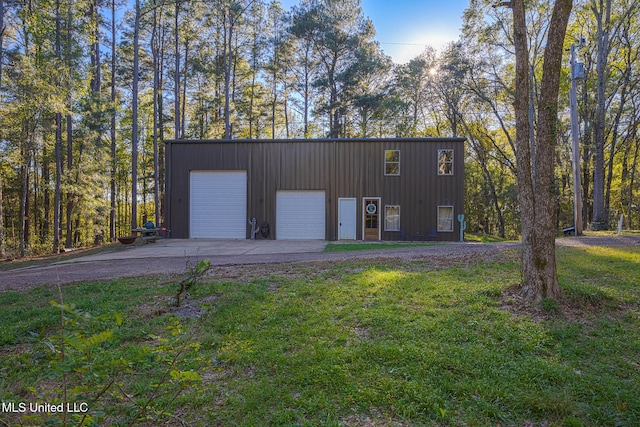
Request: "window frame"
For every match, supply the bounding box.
[438,149,454,176]
[384,205,401,231]
[437,205,454,232]
[384,149,400,176]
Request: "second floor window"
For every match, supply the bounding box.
[385,150,400,176]
[438,149,454,175]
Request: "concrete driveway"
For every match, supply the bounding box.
[60,239,328,263]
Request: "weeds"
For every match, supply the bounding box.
[1,245,638,426]
[176,259,211,307]
[1,284,205,426]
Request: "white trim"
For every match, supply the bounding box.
[189,170,247,239]
[384,205,401,231]
[384,149,400,176]
[438,149,454,176]
[338,198,357,240]
[362,197,381,240]
[437,205,454,232]
[276,190,326,240]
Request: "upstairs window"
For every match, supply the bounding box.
[385,150,400,176]
[438,149,454,175]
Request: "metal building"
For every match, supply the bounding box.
[164,137,465,241]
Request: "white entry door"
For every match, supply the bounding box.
[338,198,357,240]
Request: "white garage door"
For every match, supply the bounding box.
[276,191,326,240]
[190,171,246,238]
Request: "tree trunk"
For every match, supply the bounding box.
[20,150,31,258]
[0,0,4,257]
[591,0,611,228]
[53,0,62,254]
[64,1,74,249]
[181,39,188,136]
[224,11,233,139]
[174,0,180,139]
[512,0,572,302]
[0,171,4,258]
[110,0,117,241]
[131,0,140,230]
[152,3,160,225]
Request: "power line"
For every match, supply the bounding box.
[379,42,430,47]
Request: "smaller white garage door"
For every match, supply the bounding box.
[276,191,326,240]
[190,171,246,238]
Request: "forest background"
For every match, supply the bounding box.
[0,0,638,258]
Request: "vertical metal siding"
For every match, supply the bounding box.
[165,138,465,241]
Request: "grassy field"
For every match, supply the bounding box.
[0,244,638,426]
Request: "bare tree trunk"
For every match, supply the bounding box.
[0,171,4,258]
[181,39,188,136]
[53,0,62,254]
[591,0,611,228]
[64,1,74,249]
[512,0,572,302]
[303,48,311,138]
[224,10,234,139]
[110,0,117,241]
[131,0,140,230]
[152,2,160,225]
[0,0,5,257]
[174,0,180,139]
[20,147,31,258]
[158,22,166,223]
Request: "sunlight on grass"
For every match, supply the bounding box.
[580,245,640,262]
[1,246,639,426]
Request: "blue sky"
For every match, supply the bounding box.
[279,0,470,64]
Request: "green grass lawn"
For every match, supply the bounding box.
[1,245,639,426]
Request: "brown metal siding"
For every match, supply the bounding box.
[165,138,465,241]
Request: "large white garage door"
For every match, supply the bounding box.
[190,171,246,238]
[276,191,326,240]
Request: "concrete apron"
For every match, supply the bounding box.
[60,239,328,262]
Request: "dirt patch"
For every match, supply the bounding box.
[173,294,220,319]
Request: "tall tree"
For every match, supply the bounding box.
[131,0,140,229]
[310,0,377,138]
[288,1,320,137]
[110,0,118,241]
[53,0,63,254]
[0,0,6,258]
[591,0,611,228]
[151,0,162,224]
[511,0,573,301]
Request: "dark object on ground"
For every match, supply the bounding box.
[118,236,137,245]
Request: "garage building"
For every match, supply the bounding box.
[164,138,465,241]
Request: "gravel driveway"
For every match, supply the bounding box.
[1,235,637,291]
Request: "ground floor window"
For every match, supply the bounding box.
[437,206,454,232]
[385,205,400,231]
